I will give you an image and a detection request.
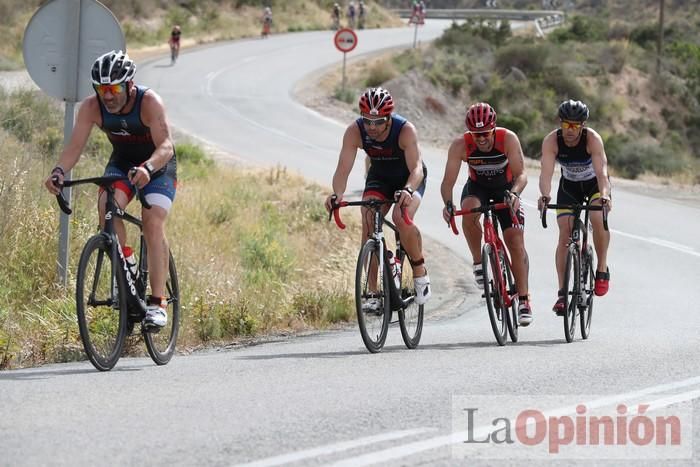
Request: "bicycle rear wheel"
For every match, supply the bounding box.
[482,244,507,346]
[580,245,595,339]
[562,245,579,343]
[76,235,128,371]
[501,252,518,343]
[144,250,180,365]
[355,240,391,353]
[398,252,424,349]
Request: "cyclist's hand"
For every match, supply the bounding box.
[129,166,151,189]
[442,201,455,225]
[600,195,612,212]
[325,193,341,213]
[505,190,521,210]
[394,188,413,208]
[45,166,65,195]
[538,195,551,212]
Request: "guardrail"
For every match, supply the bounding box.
[393,8,564,21]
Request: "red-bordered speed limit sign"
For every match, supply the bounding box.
[334,28,358,53]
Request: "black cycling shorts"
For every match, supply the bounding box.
[364,163,427,200]
[460,179,524,230]
[556,177,601,216]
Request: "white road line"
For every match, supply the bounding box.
[330,376,700,466]
[232,428,437,467]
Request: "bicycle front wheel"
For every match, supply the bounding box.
[482,244,507,346]
[398,252,424,349]
[355,240,391,353]
[144,250,180,365]
[580,245,595,339]
[562,245,580,343]
[76,235,128,371]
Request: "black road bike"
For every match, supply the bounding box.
[54,175,180,371]
[331,198,424,353]
[541,199,608,343]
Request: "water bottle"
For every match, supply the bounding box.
[387,251,401,289]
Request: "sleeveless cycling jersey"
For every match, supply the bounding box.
[99,85,166,174]
[463,127,512,188]
[357,113,410,177]
[556,128,596,182]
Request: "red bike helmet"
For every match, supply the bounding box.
[465,102,497,132]
[359,87,394,116]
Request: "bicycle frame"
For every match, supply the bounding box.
[449,201,519,308]
[55,176,152,315]
[332,198,414,310]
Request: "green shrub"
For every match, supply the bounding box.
[498,114,527,135]
[495,43,550,76]
[549,15,608,43]
[365,61,398,87]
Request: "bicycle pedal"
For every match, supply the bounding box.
[141,322,162,334]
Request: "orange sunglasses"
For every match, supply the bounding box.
[561,120,583,130]
[93,83,126,97]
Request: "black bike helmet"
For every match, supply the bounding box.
[558,99,589,122]
[91,50,136,86]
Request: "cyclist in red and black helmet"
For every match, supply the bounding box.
[440,102,533,326]
[325,87,431,306]
[539,99,612,314]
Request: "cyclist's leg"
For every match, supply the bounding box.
[141,168,176,300]
[361,173,391,293]
[501,208,528,297]
[98,163,133,247]
[391,174,426,277]
[586,185,610,275]
[460,180,486,264]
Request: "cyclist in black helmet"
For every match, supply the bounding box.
[44,50,177,330]
[539,99,612,316]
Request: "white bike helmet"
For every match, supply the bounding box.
[91,50,136,86]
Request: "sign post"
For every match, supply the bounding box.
[333,28,358,93]
[23,0,125,286]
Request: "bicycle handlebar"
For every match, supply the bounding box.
[329,198,413,230]
[540,201,608,231]
[448,201,519,236]
[52,174,151,215]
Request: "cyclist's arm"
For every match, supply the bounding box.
[504,129,527,196]
[539,130,558,200]
[398,122,423,191]
[331,123,362,197]
[586,128,611,199]
[139,90,175,177]
[440,136,464,205]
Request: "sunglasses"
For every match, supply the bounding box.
[472,130,493,139]
[362,116,389,127]
[93,83,126,97]
[561,120,583,130]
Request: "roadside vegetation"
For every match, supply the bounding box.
[330,3,700,183]
[0,89,357,369]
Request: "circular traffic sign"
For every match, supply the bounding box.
[23,0,125,102]
[334,28,358,53]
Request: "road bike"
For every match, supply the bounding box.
[54,174,180,371]
[331,198,423,353]
[540,199,608,343]
[448,197,519,346]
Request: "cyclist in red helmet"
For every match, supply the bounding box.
[440,102,533,326]
[325,87,431,305]
[539,99,612,315]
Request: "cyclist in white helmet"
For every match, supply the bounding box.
[44,50,177,330]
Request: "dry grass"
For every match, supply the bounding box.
[0,89,361,369]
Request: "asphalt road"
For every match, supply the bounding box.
[2,21,700,466]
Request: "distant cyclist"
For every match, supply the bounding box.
[538,99,612,315]
[440,102,533,326]
[347,1,357,29]
[331,2,341,30]
[358,1,366,29]
[262,6,273,38]
[325,87,431,306]
[168,25,181,64]
[44,50,177,330]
